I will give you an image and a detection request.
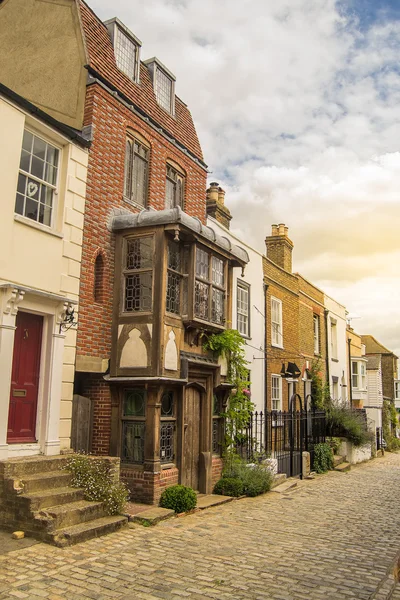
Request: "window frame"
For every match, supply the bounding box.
[165,239,189,317]
[123,133,150,207]
[352,359,367,390]
[330,319,338,360]
[194,244,227,327]
[165,163,185,210]
[313,314,320,355]
[160,390,177,465]
[395,381,400,401]
[212,394,224,456]
[271,297,283,348]
[237,280,250,338]
[271,375,282,412]
[105,18,142,83]
[15,128,60,229]
[122,235,154,314]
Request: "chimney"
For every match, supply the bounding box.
[265,223,294,272]
[206,182,232,229]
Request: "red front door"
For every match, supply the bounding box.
[7,311,43,443]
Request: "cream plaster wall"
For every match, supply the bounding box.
[0,94,88,456]
[207,217,266,414]
[324,294,348,403]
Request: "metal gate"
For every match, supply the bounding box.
[234,396,326,478]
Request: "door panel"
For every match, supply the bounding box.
[7,312,43,443]
[184,387,201,490]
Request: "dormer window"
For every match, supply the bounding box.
[104,18,141,83]
[144,58,176,115]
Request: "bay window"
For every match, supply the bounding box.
[194,247,226,325]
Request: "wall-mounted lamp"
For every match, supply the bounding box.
[280,361,301,380]
[59,304,77,334]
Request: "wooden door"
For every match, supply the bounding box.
[184,387,201,490]
[7,312,43,443]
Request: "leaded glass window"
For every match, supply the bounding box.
[124,137,149,206]
[115,28,138,81]
[156,68,173,112]
[194,246,226,325]
[166,241,189,316]
[165,164,184,209]
[123,236,153,312]
[15,130,59,227]
[212,394,223,455]
[160,391,176,464]
[121,389,146,464]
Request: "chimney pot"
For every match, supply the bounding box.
[278,223,285,236]
[271,224,278,236]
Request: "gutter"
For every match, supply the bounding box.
[324,308,330,388]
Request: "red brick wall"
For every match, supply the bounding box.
[212,457,223,487]
[77,83,208,360]
[81,374,112,455]
[121,466,179,504]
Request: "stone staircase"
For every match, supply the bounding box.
[0,455,127,547]
[333,454,351,472]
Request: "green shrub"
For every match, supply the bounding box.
[327,406,373,447]
[213,477,244,497]
[65,454,129,515]
[159,485,197,513]
[313,443,334,474]
[221,460,273,497]
[327,437,342,455]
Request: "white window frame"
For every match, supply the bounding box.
[352,359,367,390]
[271,297,283,348]
[237,280,250,338]
[15,128,60,230]
[105,18,142,83]
[313,314,320,355]
[330,318,337,360]
[395,381,400,401]
[271,375,282,411]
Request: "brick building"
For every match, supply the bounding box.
[263,225,327,411]
[70,3,248,503]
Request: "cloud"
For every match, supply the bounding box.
[88,0,400,355]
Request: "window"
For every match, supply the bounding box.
[124,136,149,206]
[330,319,337,359]
[237,281,250,337]
[121,389,146,464]
[15,130,59,227]
[156,68,173,112]
[160,391,176,464]
[94,254,105,304]
[352,361,366,390]
[395,382,400,400]
[105,19,141,82]
[194,247,226,325]
[313,314,320,354]
[123,236,153,312]
[166,240,189,316]
[271,375,282,412]
[166,164,184,209]
[271,298,283,347]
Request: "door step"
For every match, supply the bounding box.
[335,461,351,472]
[333,455,345,468]
[271,480,298,494]
[34,499,107,531]
[49,515,128,548]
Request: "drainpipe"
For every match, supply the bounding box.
[324,308,330,388]
[347,337,353,405]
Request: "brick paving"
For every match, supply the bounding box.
[1,453,400,599]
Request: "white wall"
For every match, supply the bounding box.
[0,94,87,458]
[207,216,266,414]
[324,294,348,403]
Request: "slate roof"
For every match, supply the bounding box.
[361,335,397,357]
[79,1,205,164]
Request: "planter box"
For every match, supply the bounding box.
[338,440,371,464]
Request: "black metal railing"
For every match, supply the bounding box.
[233,408,326,478]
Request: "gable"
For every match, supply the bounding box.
[0,0,87,129]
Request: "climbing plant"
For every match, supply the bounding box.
[382,399,400,451]
[203,329,253,456]
[309,360,331,410]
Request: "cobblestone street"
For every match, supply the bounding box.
[1,453,400,600]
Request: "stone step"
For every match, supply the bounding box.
[1,455,71,477]
[271,473,287,489]
[18,470,72,493]
[333,455,345,467]
[271,479,298,494]
[48,515,128,547]
[335,461,351,472]
[34,500,107,532]
[19,486,86,511]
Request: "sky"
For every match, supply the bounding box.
[89,0,400,360]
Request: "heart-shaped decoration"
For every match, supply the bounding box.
[27,182,38,197]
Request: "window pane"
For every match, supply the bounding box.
[194,280,209,320]
[166,271,181,314]
[44,162,58,185]
[125,272,152,312]
[156,68,172,112]
[20,149,30,172]
[168,241,181,271]
[38,203,52,226]
[31,155,45,180]
[132,154,147,205]
[196,248,209,280]
[122,421,145,464]
[161,392,174,416]
[115,29,137,80]
[160,422,175,462]
[25,198,38,222]
[15,194,24,216]
[212,288,224,324]
[165,178,175,209]
[22,130,33,152]
[126,237,153,270]
[123,390,145,416]
[212,256,224,287]
[124,140,133,198]
[32,136,46,160]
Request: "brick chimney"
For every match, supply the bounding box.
[206,182,232,229]
[265,223,294,272]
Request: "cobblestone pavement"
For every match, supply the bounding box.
[1,453,400,600]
